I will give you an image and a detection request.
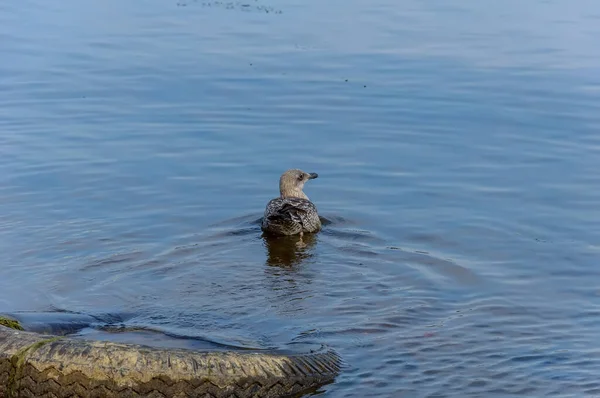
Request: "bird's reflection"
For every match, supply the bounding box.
[262,233,317,267]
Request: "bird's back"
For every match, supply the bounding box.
[262,197,321,236]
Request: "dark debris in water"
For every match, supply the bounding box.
[176,0,283,14]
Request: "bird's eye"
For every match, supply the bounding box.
[298,174,304,180]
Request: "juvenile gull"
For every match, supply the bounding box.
[261,169,321,236]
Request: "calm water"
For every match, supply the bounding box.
[2,0,600,396]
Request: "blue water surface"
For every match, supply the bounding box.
[1,0,600,396]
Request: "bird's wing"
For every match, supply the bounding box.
[266,197,313,224]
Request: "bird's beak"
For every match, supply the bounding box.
[308,172,318,179]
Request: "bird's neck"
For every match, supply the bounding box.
[280,189,308,200]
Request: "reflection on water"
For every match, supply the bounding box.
[263,232,317,267]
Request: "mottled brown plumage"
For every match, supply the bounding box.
[261,169,321,236]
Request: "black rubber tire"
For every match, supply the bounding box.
[0,325,340,398]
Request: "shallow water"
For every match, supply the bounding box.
[2,0,600,396]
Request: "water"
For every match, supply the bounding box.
[2,0,600,396]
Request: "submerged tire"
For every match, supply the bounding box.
[0,325,340,398]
